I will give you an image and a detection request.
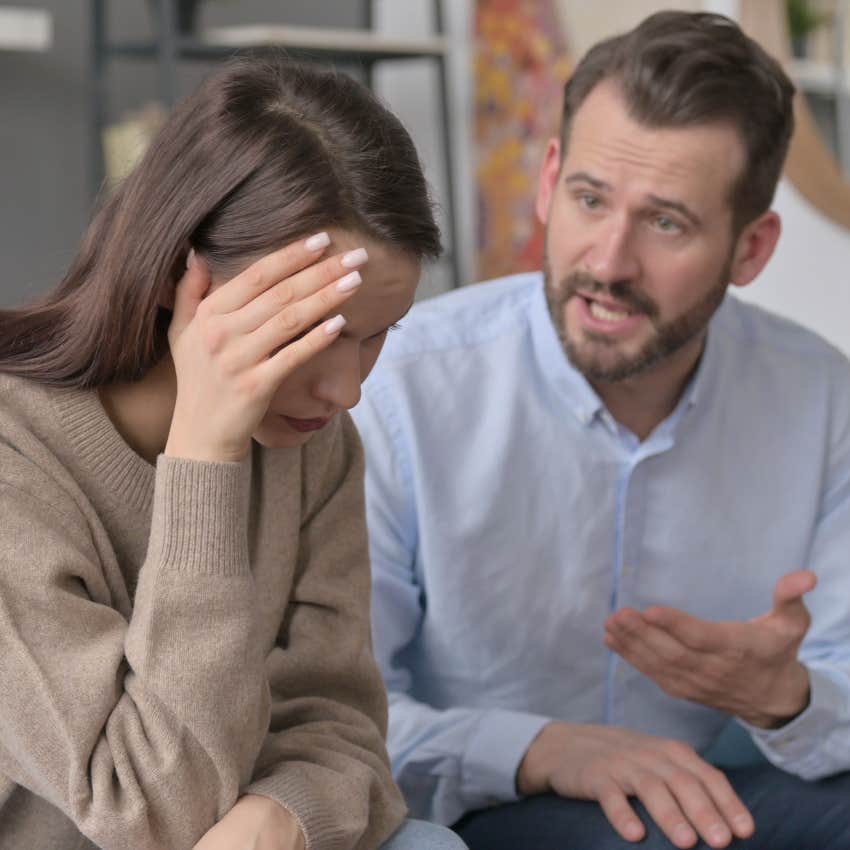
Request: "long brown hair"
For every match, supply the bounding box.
[559,11,795,234]
[0,56,441,387]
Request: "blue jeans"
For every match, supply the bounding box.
[381,818,470,849]
[452,765,850,849]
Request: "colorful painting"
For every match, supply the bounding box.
[475,0,572,280]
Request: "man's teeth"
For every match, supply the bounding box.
[588,301,631,322]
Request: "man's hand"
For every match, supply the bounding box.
[516,723,754,849]
[604,570,816,728]
[192,795,306,850]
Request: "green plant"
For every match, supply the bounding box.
[786,0,828,40]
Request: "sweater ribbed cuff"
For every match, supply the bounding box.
[246,774,346,850]
[148,455,250,576]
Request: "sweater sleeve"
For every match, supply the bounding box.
[243,414,407,850]
[0,455,270,850]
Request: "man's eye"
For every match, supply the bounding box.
[579,194,600,210]
[654,215,682,234]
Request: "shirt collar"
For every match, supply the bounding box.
[528,273,727,429]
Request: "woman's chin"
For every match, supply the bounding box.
[252,421,314,449]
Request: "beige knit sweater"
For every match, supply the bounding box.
[0,373,406,850]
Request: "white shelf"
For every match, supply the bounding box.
[200,24,447,58]
[0,6,51,52]
[790,59,850,97]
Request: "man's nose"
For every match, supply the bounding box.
[584,216,640,284]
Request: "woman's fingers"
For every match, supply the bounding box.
[230,246,369,333]
[204,232,334,315]
[235,270,360,367]
[169,249,211,341]
[258,313,347,387]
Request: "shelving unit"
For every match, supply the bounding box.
[90,0,460,288]
[789,0,850,175]
[0,6,51,51]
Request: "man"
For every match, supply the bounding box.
[351,11,850,850]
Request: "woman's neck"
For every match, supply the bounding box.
[98,356,177,465]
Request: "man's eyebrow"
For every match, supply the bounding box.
[647,194,702,228]
[565,171,702,228]
[564,171,611,191]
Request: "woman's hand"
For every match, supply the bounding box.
[192,795,306,850]
[166,233,367,462]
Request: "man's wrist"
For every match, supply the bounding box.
[740,662,811,729]
[516,721,561,796]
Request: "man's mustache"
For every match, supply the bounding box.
[559,272,659,319]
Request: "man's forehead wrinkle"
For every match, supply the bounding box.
[570,135,695,182]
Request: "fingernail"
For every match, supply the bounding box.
[709,825,730,845]
[624,821,643,840]
[734,815,753,834]
[186,248,196,269]
[324,315,346,334]
[341,247,368,268]
[305,232,330,251]
[336,271,362,292]
[674,825,694,845]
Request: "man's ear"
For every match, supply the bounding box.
[535,138,562,227]
[729,211,781,289]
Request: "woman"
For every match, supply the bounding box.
[0,57,467,850]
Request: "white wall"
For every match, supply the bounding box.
[736,180,850,357]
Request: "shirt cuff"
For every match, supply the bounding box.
[743,666,846,775]
[461,709,550,804]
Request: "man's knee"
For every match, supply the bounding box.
[381,819,470,850]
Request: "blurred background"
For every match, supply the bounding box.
[1,0,849,352]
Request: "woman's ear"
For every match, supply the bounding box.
[159,246,196,310]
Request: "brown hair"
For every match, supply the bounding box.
[0,56,442,387]
[560,11,795,233]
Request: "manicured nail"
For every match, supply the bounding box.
[305,231,330,251]
[324,315,346,334]
[186,248,196,269]
[336,271,362,292]
[341,247,368,268]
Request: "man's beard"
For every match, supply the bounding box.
[543,257,731,383]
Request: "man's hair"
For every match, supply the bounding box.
[560,11,795,233]
[0,56,441,387]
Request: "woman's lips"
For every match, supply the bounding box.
[281,415,331,433]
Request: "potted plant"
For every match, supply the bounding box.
[786,0,829,58]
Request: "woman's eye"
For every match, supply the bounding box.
[366,322,402,343]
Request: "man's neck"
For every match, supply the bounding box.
[589,334,706,442]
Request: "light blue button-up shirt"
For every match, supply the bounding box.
[351,272,850,826]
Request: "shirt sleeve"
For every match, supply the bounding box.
[243,414,407,850]
[743,353,850,779]
[352,388,550,827]
[0,454,270,850]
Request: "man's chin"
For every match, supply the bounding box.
[565,336,653,383]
